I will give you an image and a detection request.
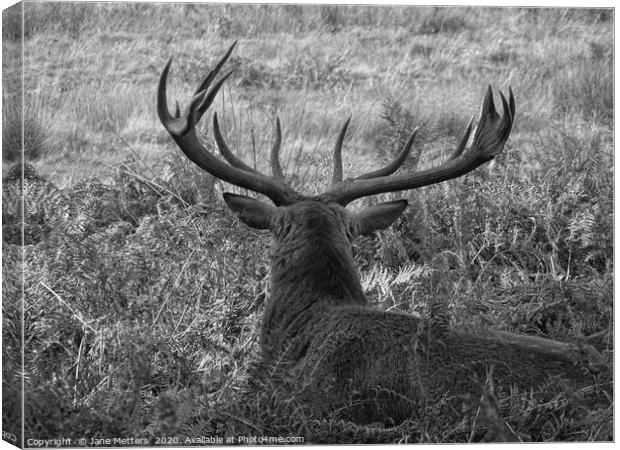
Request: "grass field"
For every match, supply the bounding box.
[2,3,614,444]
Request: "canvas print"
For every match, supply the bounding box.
[2,2,613,446]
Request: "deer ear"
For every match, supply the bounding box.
[223,193,277,230]
[353,200,408,236]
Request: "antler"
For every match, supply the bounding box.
[159,42,515,208]
[320,86,515,205]
[157,41,301,206]
[331,117,351,186]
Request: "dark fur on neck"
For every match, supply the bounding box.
[259,202,367,362]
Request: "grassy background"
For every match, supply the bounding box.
[2,3,613,444]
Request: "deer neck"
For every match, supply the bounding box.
[269,233,367,304]
[259,233,366,360]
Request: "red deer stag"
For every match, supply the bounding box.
[157,42,605,425]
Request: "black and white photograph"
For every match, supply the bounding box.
[1,1,614,446]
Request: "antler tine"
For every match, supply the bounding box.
[157,58,174,127]
[193,40,238,97]
[195,70,233,122]
[498,89,514,141]
[448,115,475,161]
[331,116,351,185]
[174,100,181,118]
[157,45,301,206]
[212,112,262,175]
[354,127,419,180]
[469,86,514,159]
[270,117,285,180]
[471,85,498,150]
[320,86,515,206]
[483,85,497,116]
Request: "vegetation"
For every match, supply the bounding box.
[2,3,613,444]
